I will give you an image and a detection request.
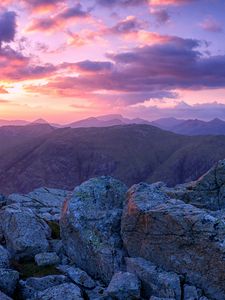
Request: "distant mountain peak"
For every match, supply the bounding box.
[31,118,49,125]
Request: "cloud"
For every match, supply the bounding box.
[95,0,147,7]
[200,16,223,33]
[0,86,8,94]
[74,60,113,72]
[0,11,16,46]
[107,16,144,34]
[27,3,89,32]
[150,8,170,24]
[149,0,197,6]
[127,101,225,121]
[24,0,63,12]
[0,45,58,82]
[23,35,225,108]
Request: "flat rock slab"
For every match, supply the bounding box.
[125,257,181,300]
[35,252,60,267]
[106,271,141,300]
[37,283,83,300]
[121,183,225,300]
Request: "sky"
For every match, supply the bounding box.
[0,0,225,122]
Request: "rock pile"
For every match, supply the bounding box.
[0,161,224,299]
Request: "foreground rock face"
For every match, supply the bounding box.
[106,271,141,300]
[0,162,224,299]
[37,283,83,300]
[126,257,181,299]
[0,205,50,259]
[121,182,225,300]
[165,160,225,210]
[61,176,128,284]
[7,187,69,222]
[0,268,19,296]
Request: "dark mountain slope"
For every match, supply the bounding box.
[0,124,55,155]
[0,124,225,194]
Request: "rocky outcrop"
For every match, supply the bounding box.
[125,257,181,299]
[19,275,70,299]
[0,161,224,299]
[0,268,19,296]
[121,182,225,300]
[34,252,60,267]
[60,176,128,284]
[105,271,141,299]
[164,160,225,210]
[0,246,10,268]
[37,283,83,300]
[0,205,50,259]
[0,291,13,300]
[58,265,96,289]
[7,187,70,222]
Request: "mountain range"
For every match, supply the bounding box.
[0,123,225,194]
[1,115,225,136]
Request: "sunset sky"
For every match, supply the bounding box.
[0,0,225,122]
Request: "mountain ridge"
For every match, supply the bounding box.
[0,124,225,194]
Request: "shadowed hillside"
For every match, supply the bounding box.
[0,124,225,194]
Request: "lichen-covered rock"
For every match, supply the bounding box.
[150,297,176,300]
[35,252,60,267]
[58,265,96,289]
[105,271,140,300]
[37,283,83,300]
[121,183,225,300]
[60,176,128,284]
[0,291,13,300]
[0,245,10,268]
[19,275,69,299]
[183,284,199,300]
[0,205,50,259]
[165,160,225,210]
[125,257,181,300]
[7,187,70,222]
[0,268,19,296]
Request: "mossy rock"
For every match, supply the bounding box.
[11,260,62,279]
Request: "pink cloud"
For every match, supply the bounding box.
[149,0,197,5]
[200,16,223,33]
[27,3,90,33]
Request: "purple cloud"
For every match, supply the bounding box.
[58,4,89,19]
[200,16,223,33]
[151,9,170,25]
[0,11,16,46]
[75,60,114,72]
[96,0,147,7]
[108,16,144,34]
[127,101,225,121]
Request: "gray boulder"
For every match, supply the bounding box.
[0,268,19,296]
[7,187,70,222]
[0,245,10,268]
[0,291,13,300]
[60,176,127,284]
[183,284,199,300]
[58,265,96,289]
[125,257,181,300]
[121,183,225,300]
[35,252,60,266]
[37,283,83,300]
[165,160,225,210]
[150,297,175,300]
[0,205,50,259]
[106,271,140,300]
[19,275,69,299]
